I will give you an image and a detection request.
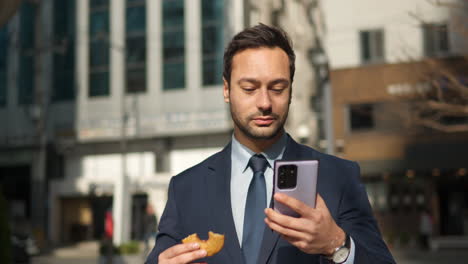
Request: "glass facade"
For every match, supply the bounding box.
[89,0,110,97]
[126,0,146,93]
[53,0,75,101]
[18,2,36,105]
[162,0,185,90]
[201,0,224,86]
[0,26,7,107]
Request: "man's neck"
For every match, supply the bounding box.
[233,130,284,153]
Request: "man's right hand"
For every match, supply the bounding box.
[158,243,207,264]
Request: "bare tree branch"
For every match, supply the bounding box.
[413,117,468,133]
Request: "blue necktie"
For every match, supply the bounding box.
[242,154,268,264]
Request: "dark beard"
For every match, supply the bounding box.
[230,106,287,140]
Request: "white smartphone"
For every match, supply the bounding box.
[273,160,319,217]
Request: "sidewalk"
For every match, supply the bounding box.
[32,241,468,264]
[32,241,149,264]
[52,241,100,258]
[392,248,468,264]
[32,241,100,264]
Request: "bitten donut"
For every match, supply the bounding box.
[182,231,225,257]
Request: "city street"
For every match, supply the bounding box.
[392,248,468,264]
[30,241,468,264]
[2,1,468,264]
[31,241,148,264]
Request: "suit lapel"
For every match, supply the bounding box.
[205,143,244,264]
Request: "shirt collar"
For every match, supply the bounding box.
[231,132,287,173]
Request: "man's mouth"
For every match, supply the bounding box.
[252,117,275,126]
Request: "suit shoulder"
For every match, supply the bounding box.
[298,144,358,170]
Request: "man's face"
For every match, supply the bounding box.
[223,47,291,142]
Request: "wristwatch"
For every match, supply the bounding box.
[325,233,351,263]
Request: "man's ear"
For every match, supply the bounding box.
[223,78,230,103]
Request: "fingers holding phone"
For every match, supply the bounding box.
[268,160,345,255]
[265,193,345,255]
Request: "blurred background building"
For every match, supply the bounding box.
[0,0,235,248]
[0,0,467,256]
[0,0,322,250]
[324,0,468,247]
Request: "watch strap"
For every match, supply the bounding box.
[325,232,351,263]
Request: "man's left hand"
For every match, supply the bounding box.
[264,193,345,256]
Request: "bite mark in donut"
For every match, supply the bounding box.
[182,231,225,257]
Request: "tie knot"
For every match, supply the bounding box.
[249,154,268,174]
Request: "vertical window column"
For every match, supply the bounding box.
[18,2,36,105]
[162,0,185,90]
[126,0,146,93]
[89,0,110,97]
[201,0,224,86]
[53,0,76,101]
[0,26,8,107]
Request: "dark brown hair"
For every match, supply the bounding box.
[223,23,296,86]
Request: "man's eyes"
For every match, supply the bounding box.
[239,85,287,93]
[271,86,286,92]
[241,86,255,91]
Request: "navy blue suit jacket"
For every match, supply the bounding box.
[146,136,395,263]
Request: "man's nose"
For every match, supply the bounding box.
[257,88,272,111]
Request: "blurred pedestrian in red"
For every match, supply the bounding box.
[105,209,113,239]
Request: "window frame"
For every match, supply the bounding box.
[162,0,186,91]
[423,22,450,57]
[359,29,385,64]
[0,25,9,107]
[52,0,76,102]
[347,103,375,132]
[125,0,147,94]
[201,0,224,87]
[89,0,110,97]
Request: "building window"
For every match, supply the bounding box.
[18,2,36,105]
[360,29,384,64]
[349,104,374,131]
[162,0,185,90]
[423,23,450,56]
[0,26,8,107]
[155,152,170,173]
[201,0,224,86]
[126,0,146,93]
[89,0,110,97]
[53,0,75,102]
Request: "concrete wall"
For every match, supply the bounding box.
[76,0,232,142]
[1,0,239,147]
[0,2,75,147]
[323,0,466,69]
[3,0,243,245]
[330,59,468,165]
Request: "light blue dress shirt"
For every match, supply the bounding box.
[230,133,355,263]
